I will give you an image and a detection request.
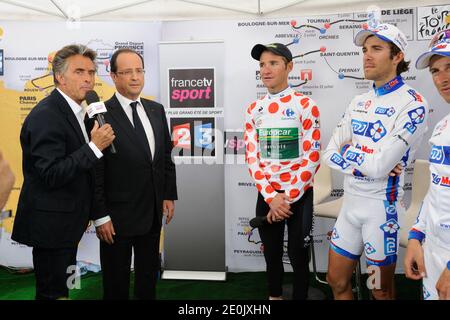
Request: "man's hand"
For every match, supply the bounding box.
[96,220,116,245]
[268,193,292,223]
[436,267,450,300]
[0,151,15,209]
[389,163,403,177]
[90,121,115,151]
[163,200,175,224]
[404,239,426,280]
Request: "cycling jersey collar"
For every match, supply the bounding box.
[267,86,292,99]
[373,76,404,96]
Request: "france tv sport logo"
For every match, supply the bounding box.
[169,68,215,108]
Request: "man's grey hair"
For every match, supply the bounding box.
[52,44,97,85]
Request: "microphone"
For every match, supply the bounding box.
[85,90,117,154]
[249,216,267,228]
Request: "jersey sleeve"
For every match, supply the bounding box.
[409,200,427,242]
[322,98,357,175]
[288,98,321,202]
[341,100,428,179]
[244,102,278,203]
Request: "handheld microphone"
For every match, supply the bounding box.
[249,216,267,228]
[85,90,117,154]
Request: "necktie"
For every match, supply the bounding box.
[130,101,152,160]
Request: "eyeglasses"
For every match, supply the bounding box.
[115,69,145,76]
[429,29,450,49]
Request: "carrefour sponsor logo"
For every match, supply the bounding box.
[375,106,395,117]
[282,108,296,119]
[330,153,350,170]
[351,119,387,142]
[345,150,365,165]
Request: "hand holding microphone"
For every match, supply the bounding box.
[86,90,117,154]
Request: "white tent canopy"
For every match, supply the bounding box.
[0,0,448,21]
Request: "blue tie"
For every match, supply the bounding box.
[130,101,152,160]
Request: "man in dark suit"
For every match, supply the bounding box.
[93,48,177,300]
[12,44,115,300]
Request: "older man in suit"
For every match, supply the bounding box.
[12,44,115,300]
[93,48,177,300]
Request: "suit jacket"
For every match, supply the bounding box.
[12,89,98,248]
[91,94,177,237]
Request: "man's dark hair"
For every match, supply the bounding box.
[110,48,144,73]
[388,41,410,75]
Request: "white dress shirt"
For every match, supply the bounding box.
[56,88,103,158]
[94,92,156,228]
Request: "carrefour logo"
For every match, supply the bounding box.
[351,119,387,142]
[282,108,295,118]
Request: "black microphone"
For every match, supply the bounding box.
[85,90,117,154]
[249,216,267,228]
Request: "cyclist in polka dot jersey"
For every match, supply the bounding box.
[244,43,321,300]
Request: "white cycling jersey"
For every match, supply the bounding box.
[323,76,429,202]
[409,112,450,299]
[244,87,321,204]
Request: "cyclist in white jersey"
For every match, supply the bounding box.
[244,43,321,300]
[323,24,429,299]
[405,29,450,300]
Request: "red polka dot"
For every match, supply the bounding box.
[291,176,298,185]
[300,98,310,108]
[301,171,312,182]
[304,184,311,191]
[265,185,275,194]
[271,165,281,172]
[248,169,253,177]
[265,173,271,180]
[303,140,311,152]
[247,102,256,114]
[280,172,291,182]
[303,119,312,130]
[268,102,279,113]
[280,161,291,166]
[245,122,253,131]
[280,95,292,103]
[247,142,255,153]
[311,106,320,118]
[266,197,273,204]
[247,157,256,164]
[290,188,300,199]
[309,151,320,162]
[257,152,260,159]
[255,171,265,180]
[300,159,308,167]
[291,163,300,171]
[271,182,282,190]
[294,92,303,96]
[312,129,320,141]
[256,184,262,192]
